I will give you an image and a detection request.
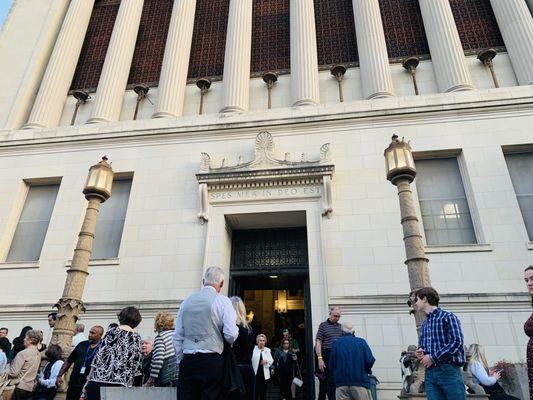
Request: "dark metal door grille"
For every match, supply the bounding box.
[231,228,308,275]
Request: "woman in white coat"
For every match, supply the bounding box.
[251,334,274,400]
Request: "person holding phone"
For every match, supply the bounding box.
[413,287,466,400]
[467,344,519,400]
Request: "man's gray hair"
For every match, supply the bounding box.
[341,321,355,335]
[203,266,225,286]
[76,323,85,333]
[329,306,340,314]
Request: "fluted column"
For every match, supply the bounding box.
[490,0,533,85]
[419,0,474,92]
[23,0,95,129]
[352,0,394,99]
[87,0,144,124]
[152,0,197,119]
[220,0,253,113]
[290,0,320,106]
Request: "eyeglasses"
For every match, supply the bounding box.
[331,314,340,318]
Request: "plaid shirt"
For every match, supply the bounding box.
[419,307,466,367]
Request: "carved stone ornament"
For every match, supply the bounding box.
[196,131,334,223]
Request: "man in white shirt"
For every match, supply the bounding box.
[72,323,87,347]
[173,266,239,400]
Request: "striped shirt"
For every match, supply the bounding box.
[150,330,176,379]
[316,319,343,350]
[419,307,465,367]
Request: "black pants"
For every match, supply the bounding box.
[177,353,224,400]
[322,349,335,400]
[66,385,83,400]
[254,375,267,400]
[85,381,123,400]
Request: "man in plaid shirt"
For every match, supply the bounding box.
[414,287,466,400]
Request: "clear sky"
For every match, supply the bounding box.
[0,0,13,29]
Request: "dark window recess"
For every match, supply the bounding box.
[449,0,504,52]
[314,0,358,67]
[187,0,230,79]
[251,0,290,74]
[70,0,120,91]
[128,0,173,85]
[379,0,429,60]
[231,228,308,273]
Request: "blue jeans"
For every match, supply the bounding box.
[425,364,466,400]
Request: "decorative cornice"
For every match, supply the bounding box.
[195,132,335,222]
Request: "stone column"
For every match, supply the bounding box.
[418,0,475,92]
[352,0,394,99]
[87,0,144,124]
[290,0,320,106]
[490,0,533,85]
[52,197,101,353]
[23,0,95,129]
[152,0,197,119]
[395,178,431,333]
[220,0,253,113]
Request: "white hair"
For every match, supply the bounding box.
[329,306,340,315]
[203,266,225,286]
[341,321,355,335]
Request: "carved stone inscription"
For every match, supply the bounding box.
[209,185,322,203]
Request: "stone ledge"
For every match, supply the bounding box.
[65,258,120,267]
[1,87,532,150]
[425,243,492,254]
[0,261,39,270]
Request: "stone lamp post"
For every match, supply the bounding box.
[51,156,114,354]
[384,135,431,333]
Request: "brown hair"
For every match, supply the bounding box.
[117,306,142,328]
[414,287,440,306]
[153,311,174,332]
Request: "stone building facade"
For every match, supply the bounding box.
[0,0,533,398]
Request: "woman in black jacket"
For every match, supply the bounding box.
[274,339,297,400]
[229,296,254,400]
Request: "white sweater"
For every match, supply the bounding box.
[251,346,274,380]
[470,361,497,386]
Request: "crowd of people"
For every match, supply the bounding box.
[0,265,532,400]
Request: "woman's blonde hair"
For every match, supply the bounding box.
[154,311,174,332]
[468,343,489,372]
[25,329,43,345]
[256,333,267,343]
[230,296,248,328]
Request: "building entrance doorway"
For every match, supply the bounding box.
[229,226,314,399]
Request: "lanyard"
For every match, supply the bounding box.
[83,342,99,367]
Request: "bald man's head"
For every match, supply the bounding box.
[88,325,104,343]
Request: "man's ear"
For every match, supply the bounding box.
[220,279,224,289]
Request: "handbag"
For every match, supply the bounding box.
[0,365,34,400]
